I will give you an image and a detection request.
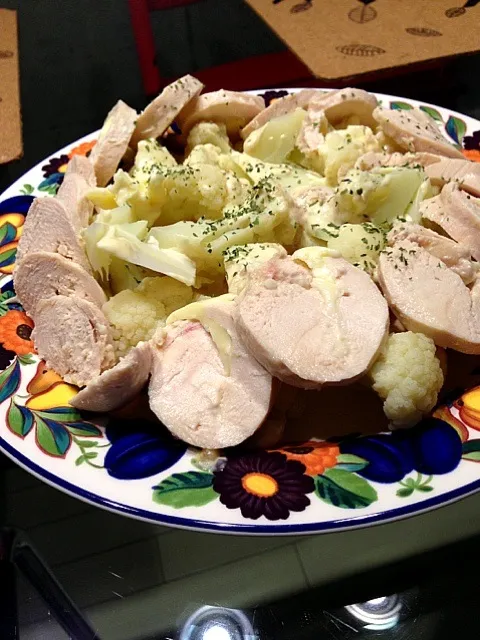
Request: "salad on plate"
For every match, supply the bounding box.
[12,74,480,454]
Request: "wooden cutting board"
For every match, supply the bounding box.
[245,0,480,81]
[0,9,22,164]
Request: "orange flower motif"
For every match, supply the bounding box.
[68,140,97,159]
[0,310,35,355]
[462,149,480,163]
[271,441,340,476]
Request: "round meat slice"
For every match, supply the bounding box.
[131,74,204,147]
[14,251,107,317]
[425,157,480,197]
[378,240,480,354]
[235,249,389,388]
[70,342,152,412]
[16,197,91,272]
[388,222,477,283]
[373,107,464,158]
[308,87,378,128]
[148,295,273,449]
[177,90,265,138]
[90,100,137,187]
[56,155,96,231]
[32,296,115,386]
[421,183,480,261]
[241,89,321,140]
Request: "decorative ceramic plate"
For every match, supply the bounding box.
[2,90,480,535]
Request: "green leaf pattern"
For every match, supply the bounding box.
[153,471,218,508]
[396,473,433,498]
[314,469,378,509]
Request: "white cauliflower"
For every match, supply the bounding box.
[327,222,386,274]
[369,332,444,426]
[186,122,231,153]
[303,125,382,185]
[103,276,193,358]
[133,139,177,180]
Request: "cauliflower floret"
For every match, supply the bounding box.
[327,222,386,274]
[132,139,177,183]
[103,276,193,358]
[301,125,382,185]
[148,163,251,224]
[136,277,193,316]
[369,332,444,426]
[187,122,231,153]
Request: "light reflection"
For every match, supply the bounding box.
[179,605,255,640]
[345,594,402,631]
[203,624,234,640]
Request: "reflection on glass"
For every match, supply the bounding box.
[346,594,401,631]
[179,605,256,640]
[203,625,236,640]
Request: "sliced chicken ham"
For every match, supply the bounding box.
[14,251,107,317]
[131,74,204,147]
[388,222,477,283]
[355,150,441,171]
[16,197,91,272]
[70,342,152,412]
[296,106,329,157]
[425,157,480,196]
[373,107,464,158]
[240,89,319,140]
[90,100,137,187]
[32,295,115,386]
[235,248,389,388]
[148,295,273,449]
[421,182,480,261]
[56,155,96,230]
[177,90,264,138]
[307,87,378,128]
[378,240,480,354]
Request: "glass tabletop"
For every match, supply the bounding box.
[2,458,480,640]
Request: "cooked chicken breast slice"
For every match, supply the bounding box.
[70,342,152,412]
[16,197,91,272]
[425,157,480,197]
[379,240,480,354]
[131,74,204,147]
[308,87,378,128]
[235,249,389,389]
[355,150,441,171]
[388,222,477,283]
[177,90,264,138]
[14,251,107,317]
[421,183,480,261]
[225,244,288,295]
[90,100,137,187]
[241,89,319,140]
[296,111,328,157]
[149,295,273,449]
[32,296,115,387]
[56,155,96,230]
[373,107,464,158]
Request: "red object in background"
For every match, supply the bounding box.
[127,0,313,95]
